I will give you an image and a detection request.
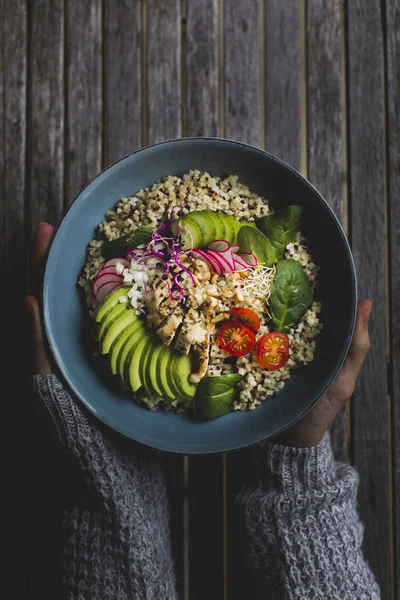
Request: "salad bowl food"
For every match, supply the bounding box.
[44,138,357,454]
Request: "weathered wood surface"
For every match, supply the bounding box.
[1,2,28,596]
[347,1,391,596]
[67,0,102,204]
[28,0,65,231]
[186,0,219,138]
[224,0,260,146]
[105,0,142,164]
[264,0,301,169]
[147,0,182,144]
[307,0,347,462]
[385,0,400,596]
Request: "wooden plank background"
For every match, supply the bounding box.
[1,0,397,597]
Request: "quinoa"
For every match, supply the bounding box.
[79,170,322,412]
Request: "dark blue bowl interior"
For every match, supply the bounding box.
[44,138,357,454]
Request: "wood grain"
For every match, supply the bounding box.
[307,0,347,461]
[224,0,260,146]
[186,2,224,598]
[186,0,219,137]
[67,0,102,204]
[264,0,301,169]
[28,0,65,231]
[147,0,182,144]
[385,0,400,595]
[0,1,28,595]
[104,0,142,165]
[347,1,390,596]
[146,2,184,595]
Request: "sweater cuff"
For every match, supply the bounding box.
[32,373,93,449]
[265,432,336,496]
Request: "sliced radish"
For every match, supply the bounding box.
[219,249,236,270]
[94,281,123,303]
[193,249,222,275]
[207,249,233,273]
[93,272,123,296]
[100,257,130,271]
[239,252,258,266]
[99,266,121,276]
[192,249,214,267]
[231,244,240,253]
[233,255,253,270]
[207,240,230,252]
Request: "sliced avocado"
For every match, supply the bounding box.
[97,302,127,343]
[109,320,143,374]
[125,333,153,392]
[101,308,138,355]
[171,353,197,399]
[145,341,167,397]
[195,389,236,419]
[165,349,184,400]
[95,287,128,323]
[139,336,159,395]
[117,323,146,380]
[156,345,177,400]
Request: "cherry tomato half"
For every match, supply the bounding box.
[217,319,256,357]
[256,332,290,370]
[228,307,261,332]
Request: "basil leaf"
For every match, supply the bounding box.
[101,225,153,259]
[237,226,276,267]
[269,259,313,333]
[258,205,302,260]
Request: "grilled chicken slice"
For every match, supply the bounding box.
[156,307,184,345]
[174,308,207,355]
[147,296,181,328]
[145,277,170,314]
[189,333,210,384]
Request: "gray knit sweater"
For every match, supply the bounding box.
[33,374,380,599]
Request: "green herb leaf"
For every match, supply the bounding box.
[269,259,313,333]
[101,225,153,259]
[258,205,302,260]
[237,226,276,267]
[194,374,243,419]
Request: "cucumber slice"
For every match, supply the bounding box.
[212,211,227,242]
[187,210,217,247]
[179,216,203,249]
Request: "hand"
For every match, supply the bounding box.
[25,222,55,374]
[272,299,372,447]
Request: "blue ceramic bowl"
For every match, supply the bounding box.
[44,138,357,454]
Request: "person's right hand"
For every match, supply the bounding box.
[272,299,372,448]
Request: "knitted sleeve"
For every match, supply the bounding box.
[237,432,381,600]
[33,374,178,600]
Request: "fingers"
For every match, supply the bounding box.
[331,299,372,401]
[25,295,52,374]
[345,299,372,374]
[35,222,55,260]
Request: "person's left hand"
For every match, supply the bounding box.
[25,222,55,374]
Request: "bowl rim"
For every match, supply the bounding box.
[43,136,358,454]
